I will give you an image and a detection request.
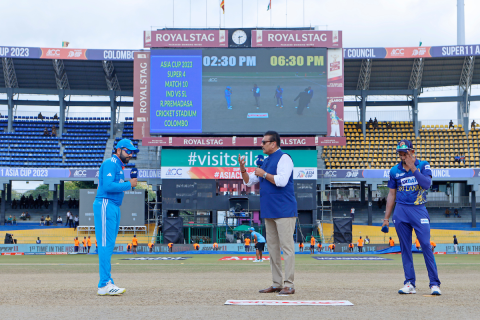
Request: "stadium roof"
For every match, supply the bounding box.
[1,44,480,94]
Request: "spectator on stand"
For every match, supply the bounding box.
[459,154,466,164]
[40,215,45,226]
[449,120,454,129]
[45,215,52,226]
[350,207,355,221]
[51,126,57,137]
[36,237,41,244]
[454,208,461,218]
[12,199,17,209]
[20,212,26,220]
[445,208,451,218]
[68,211,74,228]
[53,113,58,120]
[56,216,62,225]
[74,215,79,230]
[38,112,44,120]
[25,212,30,220]
[7,215,12,225]
[368,118,373,126]
[364,236,370,245]
[12,216,17,225]
[471,120,476,130]
[43,128,49,136]
[386,122,392,130]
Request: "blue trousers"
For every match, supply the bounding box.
[93,198,121,288]
[276,97,283,106]
[393,203,440,288]
[225,96,231,108]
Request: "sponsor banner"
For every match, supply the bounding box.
[40,48,87,60]
[0,244,127,253]
[318,168,477,180]
[161,149,317,179]
[468,252,480,255]
[120,257,191,260]
[133,51,151,140]
[219,256,282,261]
[312,257,392,260]
[225,300,354,306]
[1,252,24,255]
[384,47,432,59]
[46,252,68,255]
[142,136,345,147]
[144,30,228,48]
[251,30,342,48]
[326,47,345,144]
[86,49,136,61]
[343,47,387,59]
[24,252,46,255]
[0,168,159,180]
[429,44,480,58]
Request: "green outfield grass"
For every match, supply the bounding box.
[0,254,477,274]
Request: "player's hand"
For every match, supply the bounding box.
[130,178,138,188]
[404,151,416,172]
[381,219,389,228]
[255,168,266,177]
[238,154,246,171]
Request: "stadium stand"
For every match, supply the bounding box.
[323,121,477,169]
[0,115,109,168]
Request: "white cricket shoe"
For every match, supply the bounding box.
[97,281,126,296]
[252,259,259,263]
[431,286,441,295]
[398,282,416,294]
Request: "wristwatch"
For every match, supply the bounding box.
[263,172,267,179]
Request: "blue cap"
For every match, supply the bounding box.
[226,86,231,89]
[115,139,138,152]
[248,227,255,231]
[396,139,413,152]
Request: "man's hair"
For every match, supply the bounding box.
[264,131,281,147]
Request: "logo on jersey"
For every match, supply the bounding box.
[425,165,431,170]
[400,176,418,186]
[107,173,112,177]
[396,172,405,178]
[420,219,429,224]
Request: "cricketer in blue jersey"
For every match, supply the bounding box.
[248,227,266,262]
[225,86,232,109]
[274,86,283,108]
[382,139,441,295]
[94,139,138,296]
[252,84,261,109]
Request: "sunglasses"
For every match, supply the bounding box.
[261,140,274,145]
[122,148,134,155]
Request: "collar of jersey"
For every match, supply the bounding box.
[398,159,419,172]
[112,154,125,169]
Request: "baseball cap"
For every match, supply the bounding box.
[115,139,138,152]
[248,227,255,231]
[396,139,413,152]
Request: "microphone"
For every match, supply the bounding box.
[130,167,138,190]
[255,155,264,168]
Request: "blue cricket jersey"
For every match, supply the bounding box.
[251,231,266,243]
[95,155,132,207]
[387,159,432,205]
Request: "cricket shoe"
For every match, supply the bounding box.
[430,286,441,295]
[398,282,416,294]
[253,259,260,263]
[97,281,126,296]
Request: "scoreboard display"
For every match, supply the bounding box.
[149,48,327,135]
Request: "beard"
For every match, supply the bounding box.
[120,153,130,163]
